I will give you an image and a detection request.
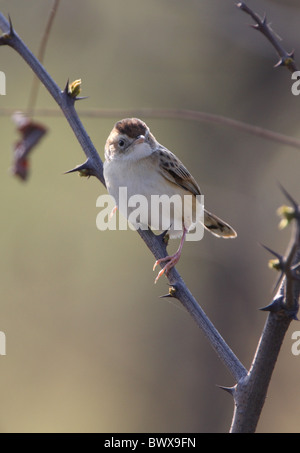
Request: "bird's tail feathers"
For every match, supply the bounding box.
[203,209,237,238]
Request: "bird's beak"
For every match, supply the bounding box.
[134,135,145,145]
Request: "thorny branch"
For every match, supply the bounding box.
[227,1,300,433]
[237,1,298,72]
[229,187,300,433]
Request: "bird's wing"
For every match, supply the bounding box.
[153,145,201,196]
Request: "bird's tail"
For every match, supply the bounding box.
[203,209,237,238]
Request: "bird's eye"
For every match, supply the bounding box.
[118,139,126,148]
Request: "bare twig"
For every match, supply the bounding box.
[1,106,300,151]
[27,0,60,116]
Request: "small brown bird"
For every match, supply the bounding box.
[104,118,236,283]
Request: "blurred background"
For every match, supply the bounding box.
[0,0,299,433]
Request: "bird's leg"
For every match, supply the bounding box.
[153,227,187,284]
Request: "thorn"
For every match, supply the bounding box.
[63,78,69,95]
[217,385,236,395]
[274,58,285,68]
[64,161,87,174]
[274,56,296,69]
[278,183,299,210]
[261,297,299,319]
[61,79,75,105]
[64,159,93,177]
[262,13,267,27]
[74,96,89,102]
[259,243,283,261]
[0,14,14,44]
[260,303,276,312]
[8,14,14,36]
[259,296,284,312]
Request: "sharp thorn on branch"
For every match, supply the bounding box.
[259,296,284,313]
[61,78,74,105]
[278,183,299,211]
[63,79,69,95]
[0,14,14,44]
[74,96,89,102]
[274,58,285,68]
[217,385,236,396]
[262,13,267,27]
[8,14,14,36]
[64,159,93,178]
[259,243,283,261]
[159,293,174,299]
[287,50,295,60]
